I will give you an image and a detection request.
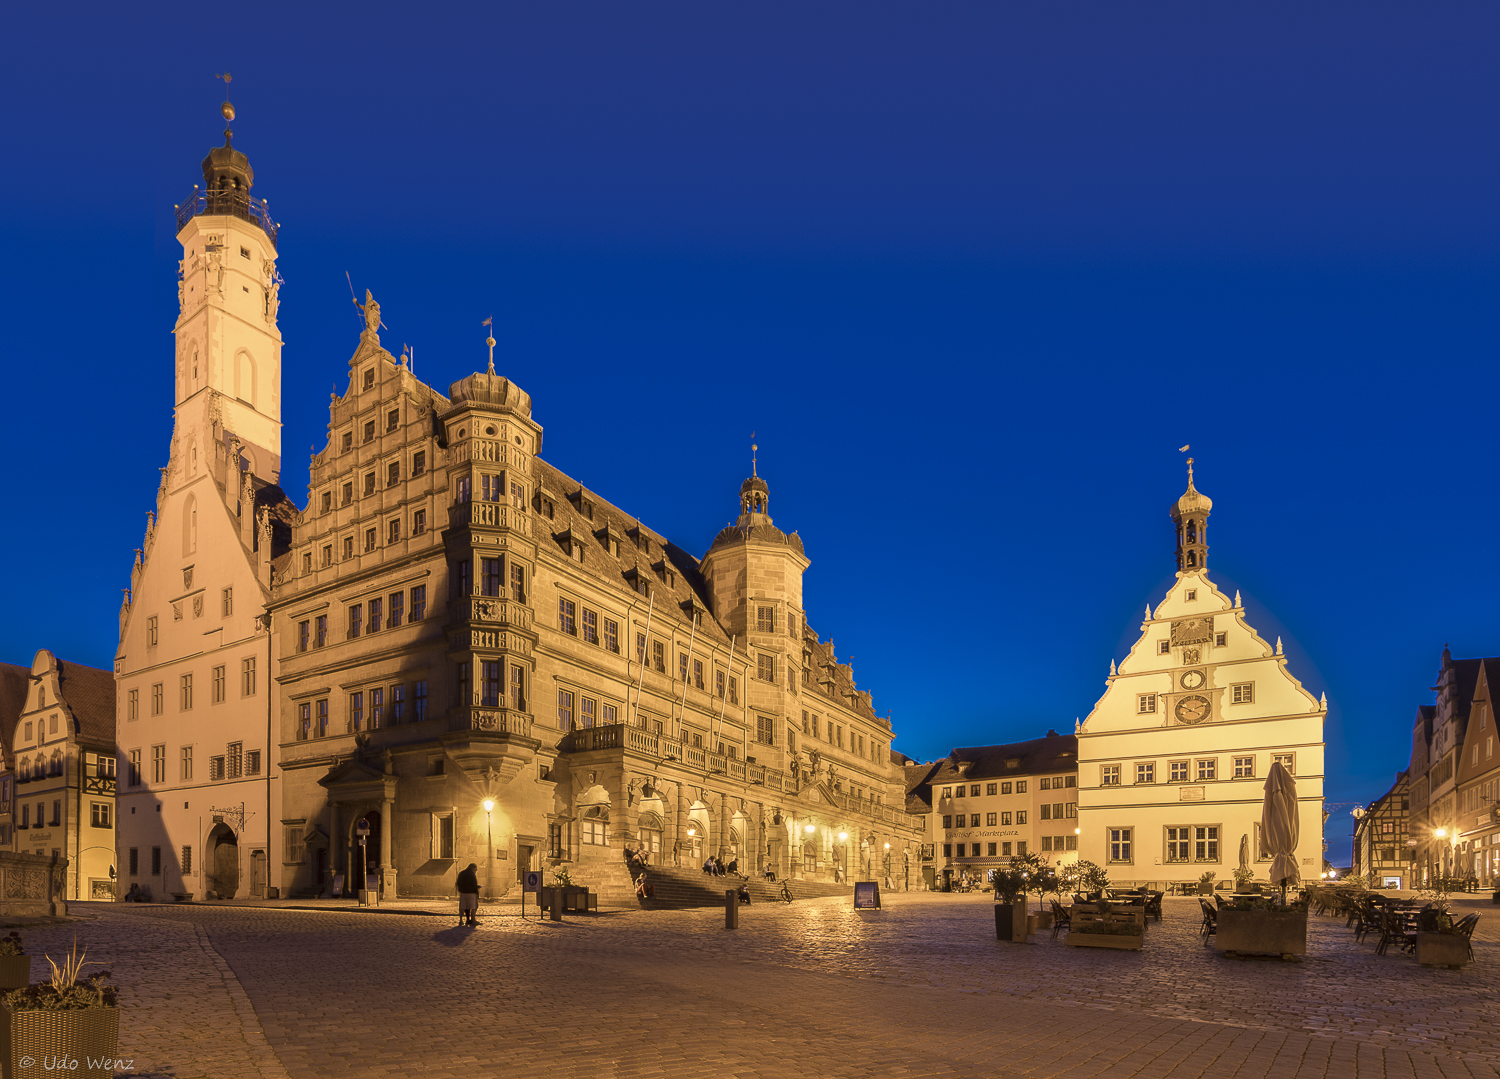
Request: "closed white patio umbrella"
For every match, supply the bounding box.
[1262,761,1299,900]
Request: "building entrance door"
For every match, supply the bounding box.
[516,844,534,884]
[250,850,266,897]
[767,838,782,878]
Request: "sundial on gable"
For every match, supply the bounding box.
[1170,618,1213,646]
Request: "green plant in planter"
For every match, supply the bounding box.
[1198,871,1216,886]
[1231,867,1255,888]
[0,938,119,1079]
[1416,879,1453,911]
[0,935,23,958]
[990,869,1027,905]
[1060,860,1109,897]
[549,866,573,888]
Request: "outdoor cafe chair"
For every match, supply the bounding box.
[1144,891,1163,922]
[1050,899,1072,940]
[1198,897,1217,940]
[1452,913,1480,961]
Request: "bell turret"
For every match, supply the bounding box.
[1169,458,1212,572]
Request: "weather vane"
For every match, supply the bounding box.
[215,72,235,131]
[483,316,495,374]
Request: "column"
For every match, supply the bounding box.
[328,802,341,895]
[674,781,688,867]
[381,794,397,897]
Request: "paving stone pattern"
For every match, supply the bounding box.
[50,895,1500,1079]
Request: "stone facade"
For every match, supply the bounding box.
[1455,660,1500,885]
[1076,463,1327,887]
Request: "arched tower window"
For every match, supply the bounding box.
[183,495,198,556]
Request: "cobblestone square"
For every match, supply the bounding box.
[34,894,1500,1079]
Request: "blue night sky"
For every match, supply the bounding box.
[3,3,1498,863]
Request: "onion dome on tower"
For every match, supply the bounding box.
[1169,458,1212,572]
[706,441,805,556]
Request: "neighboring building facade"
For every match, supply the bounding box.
[114,112,287,900]
[1413,650,1482,884]
[1352,773,1410,889]
[1454,659,1500,886]
[1077,463,1327,888]
[906,732,1079,888]
[1,652,117,899]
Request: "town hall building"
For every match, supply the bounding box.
[116,102,922,902]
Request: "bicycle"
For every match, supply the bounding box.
[772,878,795,904]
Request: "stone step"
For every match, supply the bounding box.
[633,865,854,909]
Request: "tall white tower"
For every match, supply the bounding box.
[115,93,286,902]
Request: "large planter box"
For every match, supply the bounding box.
[1065,931,1143,950]
[1197,884,1214,896]
[0,1005,119,1079]
[1216,909,1308,957]
[993,900,1028,943]
[0,959,29,994]
[1033,910,1054,930]
[1415,932,1470,969]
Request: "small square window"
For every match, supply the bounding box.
[985,783,997,796]
[1137,693,1157,714]
[1101,764,1121,786]
[1185,589,1197,601]
[1196,758,1217,781]
[1215,632,1227,647]
[1158,641,1171,655]
[1136,762,1155,784]
[1231,683,1254,705]
[1170,760,1189,782]
[1233,756,1255,778]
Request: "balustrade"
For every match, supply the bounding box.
[465,707,534,737]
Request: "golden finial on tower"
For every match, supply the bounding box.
[482,316,495,374]
[751,431,758,478]
[215,72,235,141]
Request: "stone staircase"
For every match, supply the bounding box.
[634,865,853,910]
[562,862,639,909]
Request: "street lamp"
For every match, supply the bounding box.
[482,798,496,898]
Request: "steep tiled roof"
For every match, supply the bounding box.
[55,659,115,746]
[0,664,27,768]
[927,731,1078,784]
[530,459,734,648]
[903,760,940,815]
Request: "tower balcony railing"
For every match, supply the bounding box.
[175,189,279,249]
[450,501,530,535]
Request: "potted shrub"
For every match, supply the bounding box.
[1066,899,1144,950]
[1231,867,1256,893]
[1011,853,1058,930]
[0,936,29,994]
[1216,892,1309,958]
[0,938,119,1079]
[991,868,1029,943]
[1197,871,1216,896]
[1060,860,1109,902]
[1412,888,1469,968]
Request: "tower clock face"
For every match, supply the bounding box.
[1180,670,1206,690]
[1175,695,1211,725]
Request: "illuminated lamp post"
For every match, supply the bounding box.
[482,798,495,898]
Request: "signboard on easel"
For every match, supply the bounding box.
[853,881,881,909]
[522,870,542,918]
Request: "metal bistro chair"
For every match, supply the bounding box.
[1144,891,1163,922]
[1050,899,1072,940]
[1453,913,1481,962]
[1375,909,1414,956]
[1198,897,1217,941]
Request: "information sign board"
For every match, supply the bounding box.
[853,881,881,909]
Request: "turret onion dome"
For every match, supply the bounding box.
[708,520,805,555]
[741,475,769,500]
[1169,461,1213,520]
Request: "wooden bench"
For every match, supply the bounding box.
[170,892,193,903]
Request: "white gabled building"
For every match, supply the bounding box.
[1076,462,1326,888]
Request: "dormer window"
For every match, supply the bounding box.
[363,369,375,390]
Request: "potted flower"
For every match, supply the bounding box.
[1215,892,1309,958]
[1197,871,1216,896]
[0,936,29,994]
[991,868,1029,943]
[1231,867,1257,894]
[0,938,119,1079]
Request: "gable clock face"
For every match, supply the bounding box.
[1180,670,1206,690]
[1175,695,1211,725]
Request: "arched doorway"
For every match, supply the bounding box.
[637,812,664,863]
[205,823,239,899]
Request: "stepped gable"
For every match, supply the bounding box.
[529,457,733,647]
[930,731,1078,785]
